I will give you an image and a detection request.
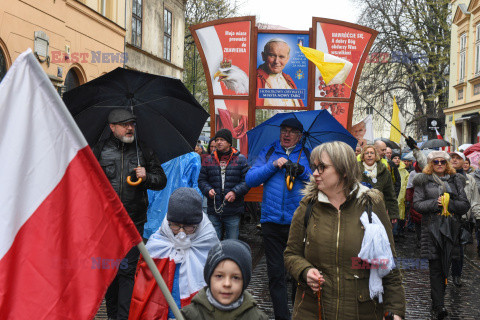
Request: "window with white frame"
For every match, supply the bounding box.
[163,9,172,61]
[132,0,142,48]
[460,33,467,81]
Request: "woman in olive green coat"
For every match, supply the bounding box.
[359,145,399,220]
[284,141,405,320]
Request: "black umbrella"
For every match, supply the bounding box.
[63,68,209,164]
[421,139,450,150]
[429,208,460,284]
[375,138,400,150]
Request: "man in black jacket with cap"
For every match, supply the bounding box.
[94,108,167,320]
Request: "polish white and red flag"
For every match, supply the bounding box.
[435,127,450,152]
[0,49,141,319]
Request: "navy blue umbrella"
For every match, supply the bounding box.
[247,110,357,165]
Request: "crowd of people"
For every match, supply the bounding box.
[98,108,480,320]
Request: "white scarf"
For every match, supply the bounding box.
[357,211,395,303]
[363,162,378,179]
[146,214,219,299]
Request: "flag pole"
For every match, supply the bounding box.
[345,84,407,140]
[297,45,408,140]
[137,242,185,320]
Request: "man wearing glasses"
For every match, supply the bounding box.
[130,187,219,318]
[246,118,312,320]
[93,108,167,320]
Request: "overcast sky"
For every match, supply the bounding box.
[238,0,360,30]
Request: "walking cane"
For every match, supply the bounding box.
[317,278,322,320]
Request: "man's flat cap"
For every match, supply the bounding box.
[280,118,303,132]
[108,109,136,124]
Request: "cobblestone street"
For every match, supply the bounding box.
[247,225,480,320]
[96,218,480,319]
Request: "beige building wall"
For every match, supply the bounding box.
[0,0,125,90]
[125,0,185,79]
[446,0,480,145]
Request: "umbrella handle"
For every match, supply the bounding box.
[286,175,294,191]
[127,175,143,186]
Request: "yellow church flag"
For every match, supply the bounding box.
[298,45,353,85]
[451,112,458,146]
[389,97,403,144]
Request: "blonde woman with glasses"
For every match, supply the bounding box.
[285,141,405,320]
[413,151,469,319]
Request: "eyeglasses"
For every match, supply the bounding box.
[280,128,301,135]
[432,160,447,165]
[310,162,333,173]
[117,122,135,128]
[168,222,198,234]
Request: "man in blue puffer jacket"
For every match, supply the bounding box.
[245,118,311,320]
[199,129,250,240]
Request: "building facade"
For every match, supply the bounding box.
[0,0,187,91]
[0,0,127,92]
[124,0,186,79]
[446,0,480,145]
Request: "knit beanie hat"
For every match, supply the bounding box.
[214,129,233,145]
[391,151,401,159]
[204,239,252,291]
[167,187,203,225]
[427,150,450,162]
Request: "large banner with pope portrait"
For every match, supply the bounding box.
[256,32,310,108]
[190,17,377,153]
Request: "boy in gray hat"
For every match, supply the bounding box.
[181,239,268,319]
